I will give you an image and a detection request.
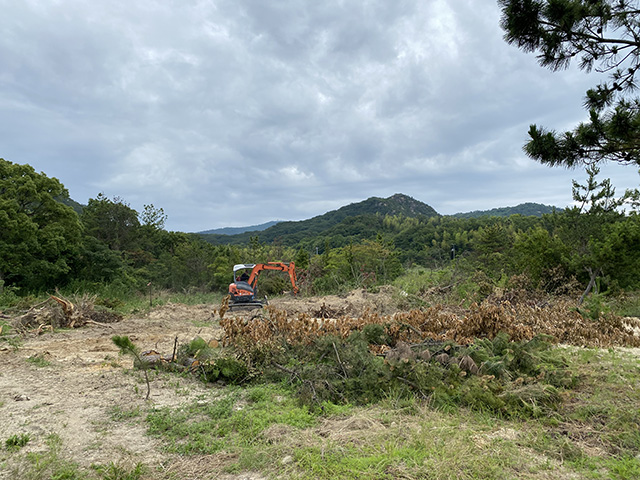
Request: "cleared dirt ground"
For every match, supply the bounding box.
[2,289,639,480]
[0,290,392,479]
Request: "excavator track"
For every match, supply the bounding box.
[228,301,265,310]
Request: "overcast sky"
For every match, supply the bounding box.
[2,0,638,232]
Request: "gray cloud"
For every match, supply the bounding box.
[1,0,637,231]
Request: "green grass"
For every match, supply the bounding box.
[5,344,637,479]
[146,384,320,458]
[563,349,640,459]
[90,461,146,480]
[4,433,84,480]
[0,319,22,349]
[135,345,640,479]
[50,282,225,316]
[518,347,640,479]
[0,289,42,310]
[605,291,640,317]
[0,319,11,335]
[107,405,142,421]
[392,263,500,307]
[2,432,149,480]
[293,422,511,479]
[26,354,51,368]
[143,385,552,479]
[0,286,221,315]
[112,289,223,315]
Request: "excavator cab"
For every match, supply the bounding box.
[228,262,297,309]
[230,264,257,303]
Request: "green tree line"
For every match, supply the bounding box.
[1,158,639,303]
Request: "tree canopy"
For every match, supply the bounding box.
[81,194,140,252]
[499,0,640,168]
[0,158,82,290]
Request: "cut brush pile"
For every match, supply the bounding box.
[10,294,122,334]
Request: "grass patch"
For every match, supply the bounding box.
[144,383,564,479]
[140,344,640,479]
[26,354,51,368]
[125,290,223,315]
[3,432,149,480]
[55,282,223,317]
[90,461,146,480]
[4,433,30,451]
[0,319,21,349]
[5,433,84,480]
[146,384,320,459]
[108,405,143,421]
[606,291,640,317]
[561,348,640,456]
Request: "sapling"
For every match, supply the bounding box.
[112,335,151,400]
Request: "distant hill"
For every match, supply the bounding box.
[198,221,279,235]
[199,194,438,245]
[333,193,439,218]
[198,197,560,247]
[451,202,558,219]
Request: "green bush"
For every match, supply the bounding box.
[230,330,574,418]
[198,357,250,384]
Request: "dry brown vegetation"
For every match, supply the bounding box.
[221,297,640,350]
[10,294,122,334]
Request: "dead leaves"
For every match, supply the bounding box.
[220,299,640,351]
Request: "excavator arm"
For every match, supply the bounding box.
[228,261,298,308]
[246,262,298,294]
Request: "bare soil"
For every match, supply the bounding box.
[0,290,390,479]
[2,289,638,480]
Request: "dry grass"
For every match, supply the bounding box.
[221,298,640,349]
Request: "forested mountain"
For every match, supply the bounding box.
[198,197,559,247]
[198,221,280,235]
[198,194,438,246]
[452,203,557,219]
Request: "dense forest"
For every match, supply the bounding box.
[1,158,639,306]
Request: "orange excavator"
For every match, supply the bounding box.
[228,262,298,309]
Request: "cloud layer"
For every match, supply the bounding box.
[1,0,637,231]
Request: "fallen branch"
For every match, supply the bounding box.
[84,319,114,329]
[333,342,348,378]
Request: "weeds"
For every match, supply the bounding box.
[0,319,21,349]
[3,432,148,480]
[5,433,30,451]
[26,353,51,368]
[90,461,146,480]
[108,405,142,421]
[5,433,83,480]
[562,348,640,458]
